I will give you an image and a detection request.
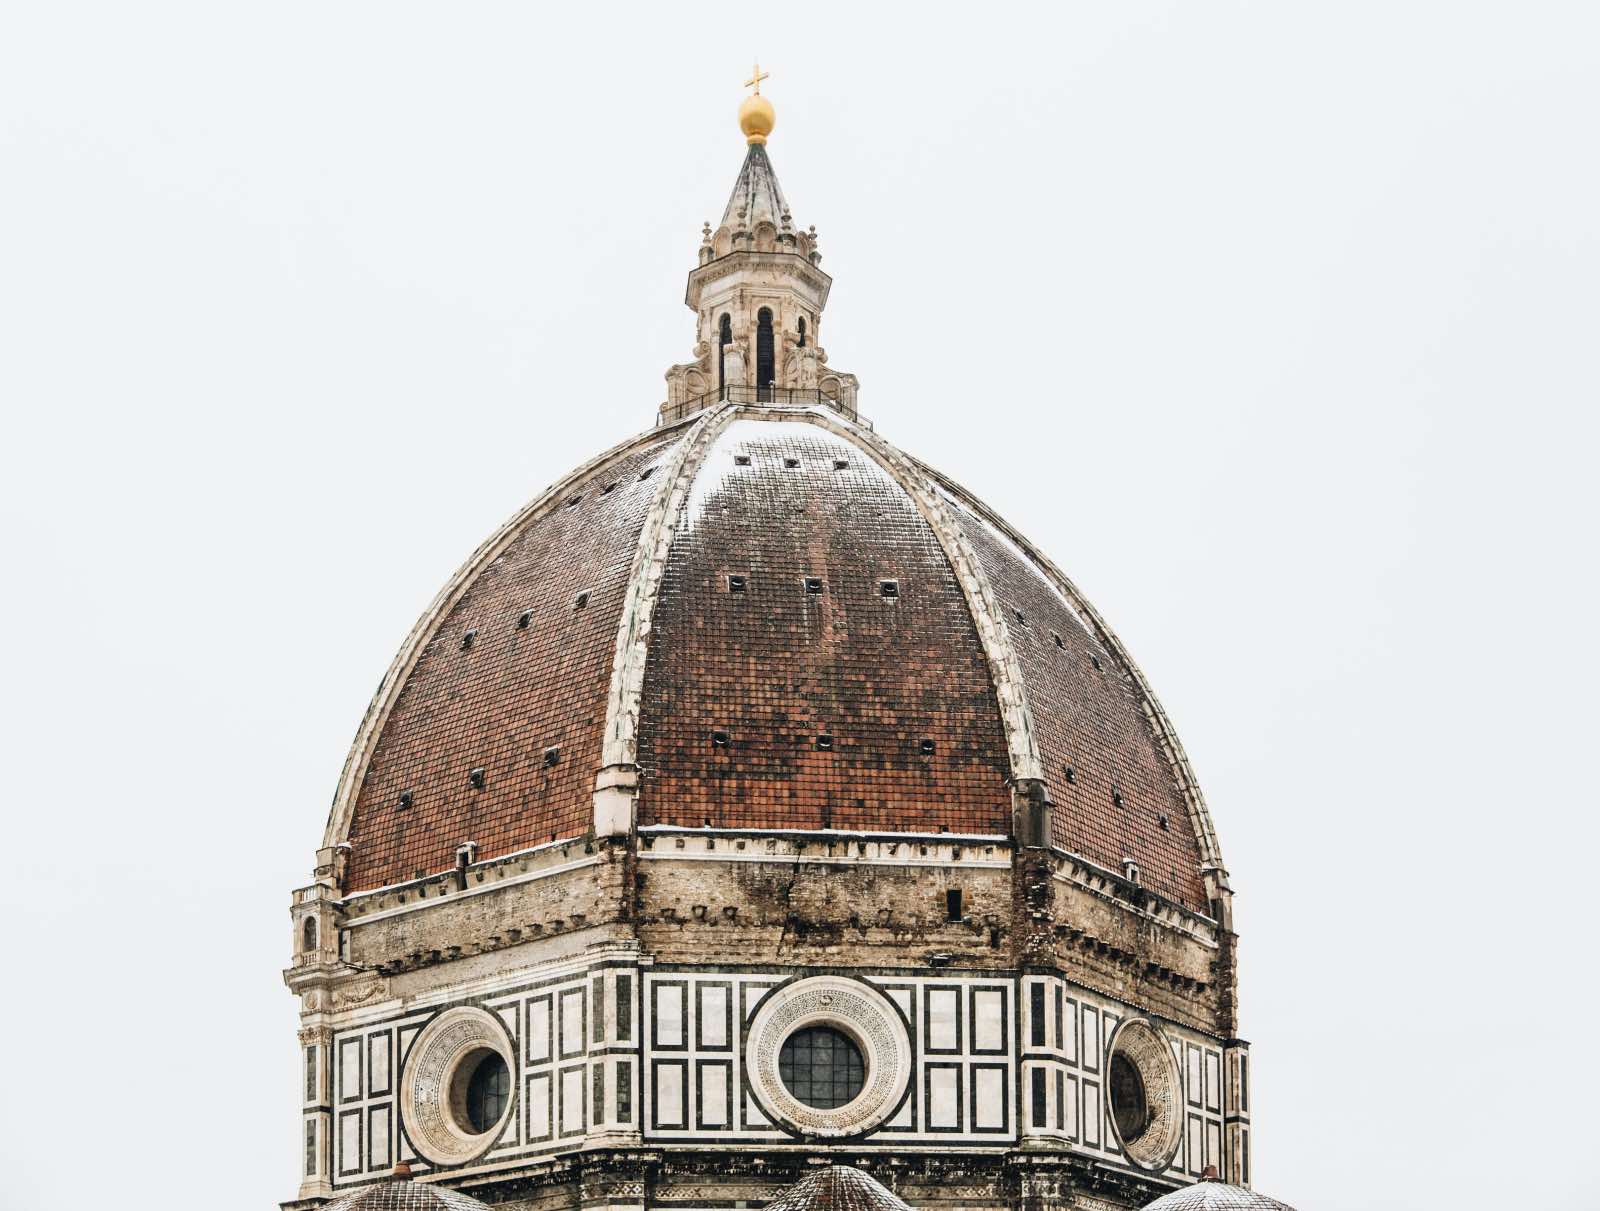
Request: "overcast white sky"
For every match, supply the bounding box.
[3,3,1597,1208]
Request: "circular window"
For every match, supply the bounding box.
[457,1049,510,1134]
[1104,1018,1183,1171]
[744,975,911,1138]
[1109,1051,1151,1144]
[399,1006,516,1166]
[779,1025,866,1109]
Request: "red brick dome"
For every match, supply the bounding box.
[324,406,1223,913]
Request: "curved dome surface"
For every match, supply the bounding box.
[328,404,1218,911]
[1143,1183,1297,1211]
[322,1173,491,1210]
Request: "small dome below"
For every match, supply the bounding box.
[763,1165,912,1211]
[321,1168,492,1210]
[1144,1182,1298,1211]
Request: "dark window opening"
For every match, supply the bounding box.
[469,767,486,789]
[464,1052,510,1134]
[1091,655,1104,671]
[566,495,582,509]
[804,576,824,594]
[797,315,807,347]
[460,628,476,651]
[718,314,732,391]
[1112,789,1124,808]
[710,730,730,748]
[543,746,560,767]
[1013,608,1026,626]
[727,574,747,593]
[815,734,834,751]
[1110,1052,1152,1145]
[879,579,900,598]
[1063,766,1076,785]
[302,916,318,954]
[517,609,532,630]
[1053,632,1065,649]
[1031,1067,1048,1129]
[1158,813,1170,831]
[832,458,848,470]
[919,738,936,755]
[783,456,800,468]
[778,1026,864,1109]
[397,790,413,809]
[639,466,656,481]
[945,888,964,921]
[735,454,751,466]
[574,590,590,609]
[756,307,775,401]
[600,481,617,495]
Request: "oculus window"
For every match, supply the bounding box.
[778,1025,865,1109]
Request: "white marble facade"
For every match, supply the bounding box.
[306,958,1234,1195]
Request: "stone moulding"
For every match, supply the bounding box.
[743,974,913,1139]
[399,1005,517,1168]
[318,416,701,857]
[913,456,1230,892]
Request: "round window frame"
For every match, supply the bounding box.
[1104,1017,1183,1171]
[399,1005,517,1166]
[744,975,911,1139]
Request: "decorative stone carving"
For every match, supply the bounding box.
[331,977,387,1009]
[398,1005,516,1167]
[744,975,911,1139]
[1105,1017,1184,1171]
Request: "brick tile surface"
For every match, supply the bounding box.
[341,429,686,892]
[940,488,1210,911]
[636,421,1013,834]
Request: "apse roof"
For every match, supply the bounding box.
[1143,1182,1299,1211]
[762,1166,912,1211]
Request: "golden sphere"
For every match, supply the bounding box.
[739,93,775,145]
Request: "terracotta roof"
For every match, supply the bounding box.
[321,1173,491,1210]
[938,486,1210,908]
[762,1166,911,1211]
[1142,1182,1298,1211]
[636,420,1011,835]
[329,405,1221,911]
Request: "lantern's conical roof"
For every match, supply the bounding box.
[720,141,791,231]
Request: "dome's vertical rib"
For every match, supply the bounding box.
[599,404,740,772]
[926,465,1229,909]
[633,410,1017,833]
[325,422,696,893]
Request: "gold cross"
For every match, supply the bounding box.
[745,62,769,95]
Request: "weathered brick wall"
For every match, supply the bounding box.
[635,849,1015,969]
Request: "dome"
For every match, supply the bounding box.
[324,405,1220,913]
[1143,1182,1298,1211]
[763,1165,911,1211]
[321,1168,491,1210]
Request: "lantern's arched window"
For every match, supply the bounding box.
[797,316,807,347]
[718,313,733,393]
[302,916,318,954]
[757,307,775,401]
